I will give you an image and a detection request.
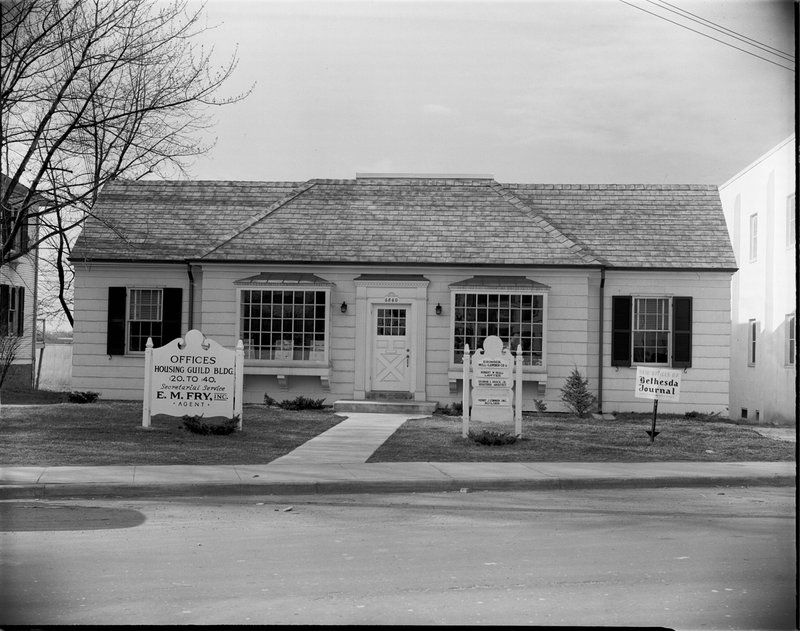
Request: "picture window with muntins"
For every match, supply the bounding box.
[453,292,544,366]
[240,289,328,361]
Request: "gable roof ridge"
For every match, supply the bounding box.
[490,182,603,266]
[201,180,318,259]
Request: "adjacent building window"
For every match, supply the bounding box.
[748,319,757,366]
[106,287,182,355]
[240,289,328,361]
[0,284,25,336]
[611,296,692,367]
[787,313,796,367]
[787,195,796,247]
[452,291,545,366]
[748,213,758,261]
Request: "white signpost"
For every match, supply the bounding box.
[634,366,682,442]
[462,335,523,437]
[142,329,244,429]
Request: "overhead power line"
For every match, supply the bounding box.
[646,0,794,61]
[618,0,795,72]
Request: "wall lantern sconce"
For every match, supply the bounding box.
[340,301,348,313]
[435,303,443,315]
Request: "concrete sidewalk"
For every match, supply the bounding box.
[0,412,795,499]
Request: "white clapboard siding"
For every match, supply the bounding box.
[72,262,733,413]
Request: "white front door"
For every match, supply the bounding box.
[372,306,410,391]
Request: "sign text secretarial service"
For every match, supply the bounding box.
[143,329,241,428]
[153,353,235,408]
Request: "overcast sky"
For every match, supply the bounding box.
[187,0,794,185]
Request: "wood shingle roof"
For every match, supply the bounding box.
[71,177,736,270]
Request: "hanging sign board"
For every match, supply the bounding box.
[634,366,682,402]
[143,329,244,427]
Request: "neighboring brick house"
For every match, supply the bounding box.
[0,175,40,388]
[719,136,796,425]
[70,175,737,414]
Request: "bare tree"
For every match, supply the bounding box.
[1,0,249,325]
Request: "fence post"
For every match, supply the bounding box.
[461,344,470,438]
[235,339,244,430]
[142,337,153,428]
[515,344,523,437]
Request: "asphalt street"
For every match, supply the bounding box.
[1,486,796,628]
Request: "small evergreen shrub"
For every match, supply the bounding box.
[560,368,596,417]
[279,395,326,410]
[182,415,239,435]
[468,428,518,445]
[68,391,100,404]
[436,402,463,416]
[533,399,547,413]
[263,393,279,407]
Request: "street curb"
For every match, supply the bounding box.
[1,474,794,500]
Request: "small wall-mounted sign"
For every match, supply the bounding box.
[143,329,244,428]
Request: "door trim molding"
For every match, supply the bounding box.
[354,277,429,401]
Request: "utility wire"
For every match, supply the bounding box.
[646,0,794,61]
[618,0,795,72]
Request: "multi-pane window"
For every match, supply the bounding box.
[128,288,162,352]
[632,298,670,364]
[748,319,757,366]
[787,195,796,247]
[240,289,327,361]
[453,292,544,366]
[787,313,796,367]
[749,213,758,261]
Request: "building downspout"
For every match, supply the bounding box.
[597,267,606,413]
[186,261,195,330]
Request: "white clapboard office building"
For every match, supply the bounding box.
[70,174,737,414]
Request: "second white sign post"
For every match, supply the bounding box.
[462,335,523,438]
[634,366,683,442]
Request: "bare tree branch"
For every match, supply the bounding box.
[1,0,251,324]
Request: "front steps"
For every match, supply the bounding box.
[333,399,438,415]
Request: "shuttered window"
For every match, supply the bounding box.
[106,287,182,354]
[0,284,25,336]
[611,295,692,368]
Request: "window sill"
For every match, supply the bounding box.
[243,361,331,391]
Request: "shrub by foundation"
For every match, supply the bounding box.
[279,396,326,411]
[68,391,100,404]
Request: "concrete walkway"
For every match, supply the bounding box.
[268,413,423,464]
[0,412,795,499]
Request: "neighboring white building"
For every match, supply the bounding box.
[0,175,40,388]
[70,175,737,414]
[719,136,797,425]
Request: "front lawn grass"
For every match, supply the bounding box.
[0,400,344,466]
[367,413,796,463]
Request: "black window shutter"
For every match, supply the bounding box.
[611,295,632,367]
[0,284,9,337]
[161,288,183,344]
[16,287,24,335]
[672,296,692,368]
[107,287,127,355]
